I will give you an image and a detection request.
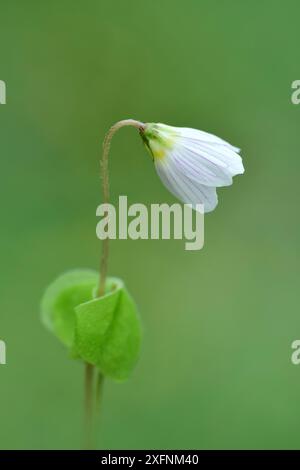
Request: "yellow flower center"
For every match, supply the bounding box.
[141,123,176,161]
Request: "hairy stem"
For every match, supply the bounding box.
[98,119,145,296]
[84,362,94,449]
[96,371,104,414]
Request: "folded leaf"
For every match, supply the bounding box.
[41,270,142,381]
[74,283,142,381]
[41,269,98,348]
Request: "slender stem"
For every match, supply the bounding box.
[98,119,145,296]
[96,372,104,414]
[82,120,144,449]
[95,372,104,447]
[90,119,144,449]
[84,362,94,449]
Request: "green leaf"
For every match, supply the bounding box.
[74,282,142,381]
[41,269,98,348]
[72,278,122,363]
[41,270,142,381]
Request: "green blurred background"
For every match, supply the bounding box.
[0,0,300,450]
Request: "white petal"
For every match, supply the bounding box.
[155,157,218,213]
[181,138,244,177]
[143,123,244,213]
[156,124,244,180]
[173,125,240,152]
[171,143,233,187]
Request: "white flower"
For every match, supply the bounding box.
[140,123,244,212]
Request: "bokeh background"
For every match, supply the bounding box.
[0,0,300,450]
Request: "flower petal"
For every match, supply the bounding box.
[142,122,244,213]
[155,157,218,213]
[181,138,244,177]
[153,124,244,183]
[169,125,240,152]
[171,143,233,187]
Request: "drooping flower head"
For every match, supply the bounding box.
[140,123,244,212]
